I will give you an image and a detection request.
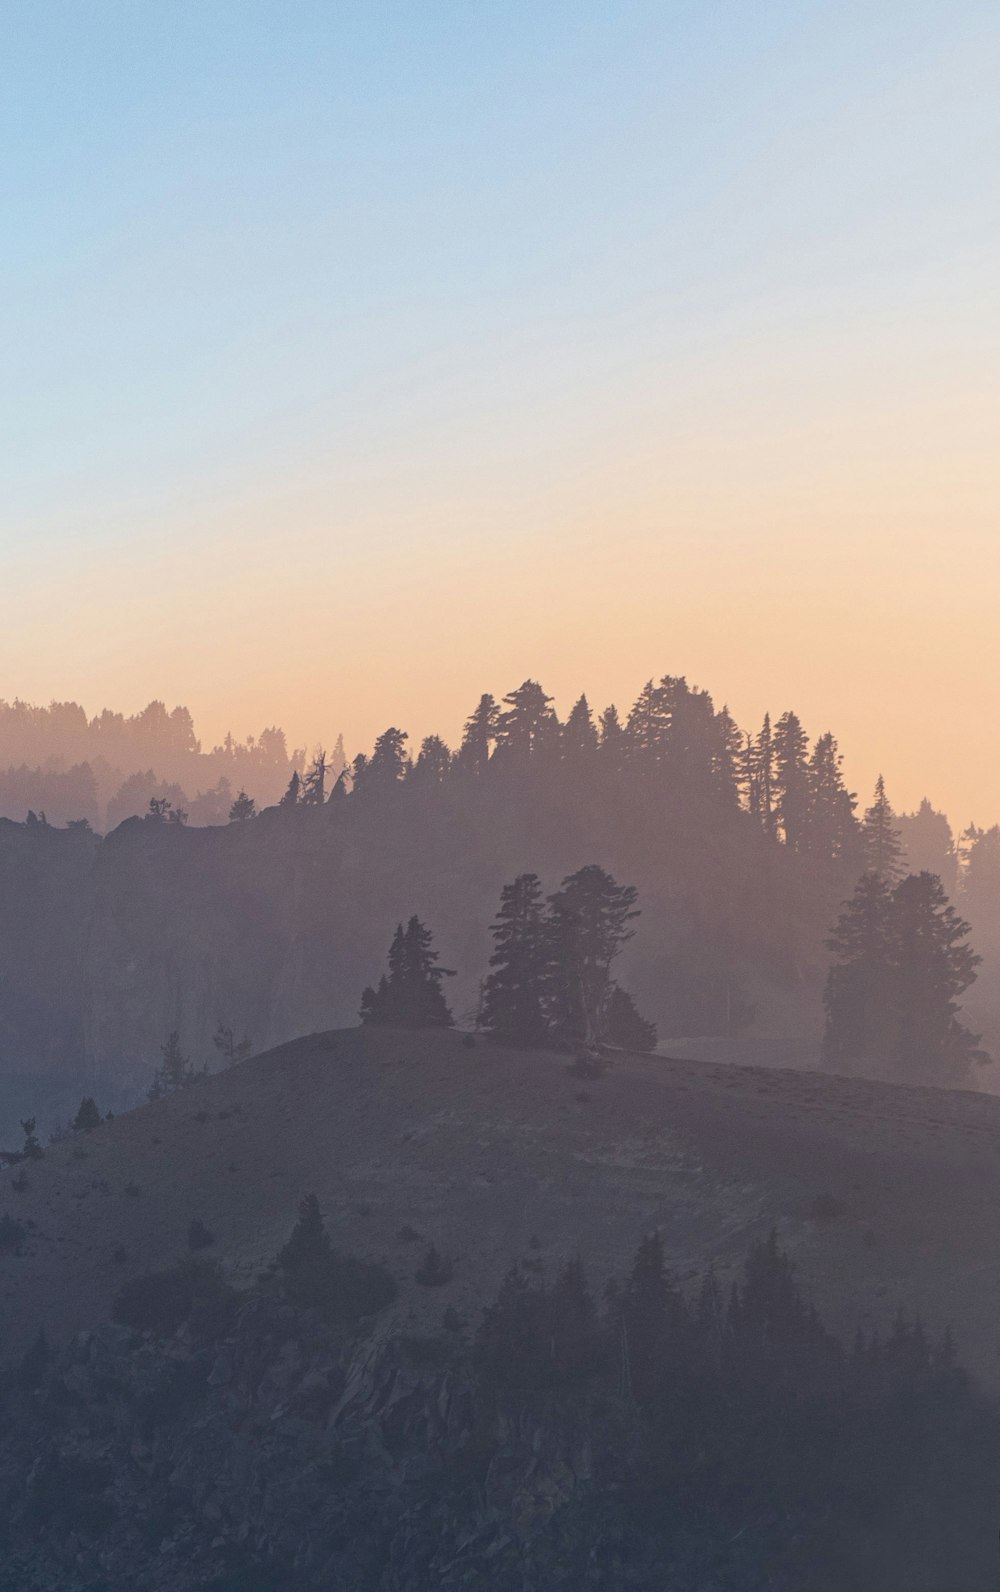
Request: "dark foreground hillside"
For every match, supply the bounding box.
[3,1029,1000,1589]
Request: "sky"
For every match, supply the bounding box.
[2,2,999,824]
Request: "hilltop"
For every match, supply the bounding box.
[5,1026,1000,1386]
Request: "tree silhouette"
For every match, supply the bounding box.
[479,873,550,1046]
[360,916,455,1027]
[228,788,256,822]
[148,1031,199,1100]
[862,775,905,881]
[546,865,642,1048]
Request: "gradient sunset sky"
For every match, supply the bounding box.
[2,3,998,824]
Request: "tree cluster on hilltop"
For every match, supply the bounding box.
[360,865,657,1053]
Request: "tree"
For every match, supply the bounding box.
[898,799,957,893]
[821,871,895,1076]
[805,732,859,867]
[359,916,455,1027]
[20,1118,42,1161]
[279,770,300,807]
[479,873,550,1046]
[71,1097,102,1134]
[494,680,558,764]
[889,872,986,1085]
[148,1031,199,1100]
[458,694,499,776]
[862,775,905,882]
[228,789,256,822]
[597,704,625,769]
[413,735,452,785]
[546,865,642,1048]
[301,750,328,805]
[605,985,657,1052]
[213,1022,252,1068]
[618,1232,685,1400]
[562,695,598,762]
[772,712,810,849]
[355,728,408,793]
[822,871,987,1085]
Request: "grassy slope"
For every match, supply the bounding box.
[3,1025,1000,1386]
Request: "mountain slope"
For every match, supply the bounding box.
[4,1026,1000,1384]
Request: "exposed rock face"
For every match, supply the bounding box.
[0,1303,605,1592]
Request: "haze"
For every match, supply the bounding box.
[2,1,999,823]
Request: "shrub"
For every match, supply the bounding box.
[113,1258,235,1339]
[415,1244,454,1287]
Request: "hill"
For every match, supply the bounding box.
[5,1026,1000,1387]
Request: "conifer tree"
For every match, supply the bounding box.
[494,680,558,763]
[279,769,300,807]
[562,695,599,761]
[213,1022,252,1068]
[822,871,986,1084]
[413,735,452,784]
[605,985,657,1052]
[862,775,905,881]
[805,732,859,866]
[228,788,256,822]
[712,705,743,805]
[71,1096,102,1133]
[301,750,328,805]
[148,1031,199,1100]
[457,693,499,775]
[597,704,625,769]
[479,873,550,1046]
[772,711,810,848]
[756,712,776,836]
[359,915,455,1027]
[889,872,986,1084]
[20,1118,43,1161]
[619,1232,683,1400]
[546,865,643,1048]
[357,727,409,792]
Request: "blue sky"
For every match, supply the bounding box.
[2,3,999,818]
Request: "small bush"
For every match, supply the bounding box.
[462,1033,476,1049]
[123,1181,140,1197]
[11,1170,28,1193]
[113,1258,235,1339]
[415,1244,454,1287]
[809,1192,844,1222]
[397,1223,421,1243]
[187,1217,215,1250]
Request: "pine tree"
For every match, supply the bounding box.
[148,1031,198,1100]
[597,704,625,769]
[356,728,409,792]
[213,1023,252,1068]
[413,735,452,784]
[773,711,810,848]
[821,871,895,1075]
[805,732,859,866]
[228,788,256,822]
[757,712,776,836]
[71,1096,102,1133]
[279,770,300,807]
[359,916,455,1027]
[889,872,986,1084]
[457,694,499,776]
[479,873,550,1046]
[822,871,987,1084]
[862,775,905,881]
[562,695,598,762]
[301,750,328,805]
[619,1232,684,1400]
[494,681,558,764]
[546,865,642,1048]
[20,1117,43,1161]
[604,985,657,1052]
[712,705,743,805]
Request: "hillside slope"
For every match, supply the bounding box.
[4,1026,1000,1383]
